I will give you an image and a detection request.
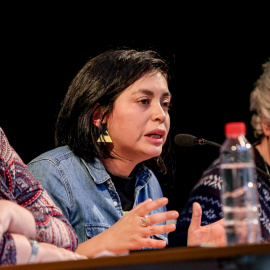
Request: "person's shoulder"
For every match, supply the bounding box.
[0,127,11,153]
[191,157,222,192]
[28,146,74,165]
[201,157,221,177]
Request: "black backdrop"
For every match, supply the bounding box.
[1,9,270,212]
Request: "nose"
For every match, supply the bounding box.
[152,104,167,123]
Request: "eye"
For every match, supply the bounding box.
[162,101,171,111]
[138,99,150,105]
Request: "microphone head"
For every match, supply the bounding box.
[174,134,199,147]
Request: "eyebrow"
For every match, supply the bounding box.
[133,89,172,98]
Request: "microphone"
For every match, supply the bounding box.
[174,134,221,148]
[174,133,270,180]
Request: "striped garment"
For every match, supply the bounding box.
[0,127,78,265]
[169,145,270,246]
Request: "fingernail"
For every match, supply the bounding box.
[161,197,168,203]
[170,211,179,218]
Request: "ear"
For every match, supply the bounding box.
[92,104,103,128]
[261,116,270,137]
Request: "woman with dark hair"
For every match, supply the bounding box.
[54,49,172,173]
[28,48,225,258]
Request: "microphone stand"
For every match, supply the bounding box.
[198,138,270,181]
[198,138,222,148]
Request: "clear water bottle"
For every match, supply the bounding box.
[219,122,261,245]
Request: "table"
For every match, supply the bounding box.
[3,242,270,270]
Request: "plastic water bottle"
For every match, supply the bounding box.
[219,122,261,245]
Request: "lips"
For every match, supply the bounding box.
[145,129,166,138]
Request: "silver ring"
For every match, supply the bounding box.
[140,215,148,227]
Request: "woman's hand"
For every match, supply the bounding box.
[76,197,179,257]
[104,197,179,254]
[187,202,226,247]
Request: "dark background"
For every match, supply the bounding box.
[1,7,269,212]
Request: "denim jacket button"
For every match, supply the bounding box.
[113,201,118,206]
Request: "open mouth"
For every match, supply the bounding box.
[146,134,162,139]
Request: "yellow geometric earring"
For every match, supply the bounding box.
[97,123,113,143]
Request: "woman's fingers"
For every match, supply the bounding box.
[188,202,202,232]
[142,223,177,237]
[135,197,169,217]
[130,197,178,232]
[145,210,179,227]
[134,198,153,208]
[139,238,167,249]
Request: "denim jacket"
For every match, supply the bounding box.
[28,146,168,246]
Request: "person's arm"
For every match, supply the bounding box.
[0,127,78,251]
[0,233,86,265]
[76,197,179,258]
[0,202,86,265]
[0,200,36,238]
[11,234,86,265]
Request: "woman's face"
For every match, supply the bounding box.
[107,72,171,164]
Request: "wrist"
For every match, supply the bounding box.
[28,237,39,264]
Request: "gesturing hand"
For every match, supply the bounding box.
[187,202,226,247]
[107,197,179,254]
[81,197,179,256]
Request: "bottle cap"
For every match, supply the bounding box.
[225,122,246,136]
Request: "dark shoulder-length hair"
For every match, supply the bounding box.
[55,48,173,173]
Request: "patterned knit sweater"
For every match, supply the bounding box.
[168,146,270,247]
[0,127,78,265]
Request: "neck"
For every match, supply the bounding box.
[256,136,270,166]
[101,158,138,178]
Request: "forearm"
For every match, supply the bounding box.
[76,234,110,258]
[11,233,87,265]
[0,233,33,266]
[0,197,77,251]
[11,234,32,265]
[0,200,36,238]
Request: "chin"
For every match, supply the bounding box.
[145,150,162,159]
[138,146,162,160]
